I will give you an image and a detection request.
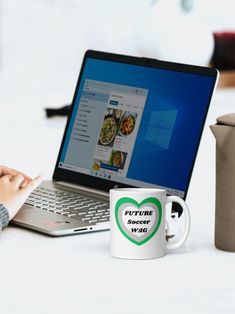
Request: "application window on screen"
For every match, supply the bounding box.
[59,79,149,182]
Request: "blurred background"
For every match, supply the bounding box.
[1,0,235,106]
[0,0,235,177]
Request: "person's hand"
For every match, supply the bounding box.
[0,174,42,219]
[0,165,31,187]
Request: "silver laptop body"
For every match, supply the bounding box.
[13,180,110,236]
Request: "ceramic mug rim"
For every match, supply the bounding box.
[110,188,166,193]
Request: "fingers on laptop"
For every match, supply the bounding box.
[0,165,32,183]
[3,174,30,190]
[11,174,25,188]
[21,175,43,193]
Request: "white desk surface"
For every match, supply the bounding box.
[0,79,235,314]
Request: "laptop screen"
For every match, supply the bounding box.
[57,54,216,198]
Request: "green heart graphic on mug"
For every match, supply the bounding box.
[115,197,162,246]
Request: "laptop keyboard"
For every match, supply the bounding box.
[25,186,110,224]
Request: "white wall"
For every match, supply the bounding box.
[0,0,235,106]
[194,0,235,30]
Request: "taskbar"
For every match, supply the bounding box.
[58,162,185,198]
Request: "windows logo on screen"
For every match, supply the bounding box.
[145,110,178,150]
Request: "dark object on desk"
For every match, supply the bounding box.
[217,70,235,88]
[212,32,235,70]
[45,104,71,117]
[210,113,235,252]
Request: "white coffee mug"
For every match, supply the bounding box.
[110,188,190,259]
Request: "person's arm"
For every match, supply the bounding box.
[0,171,42,232]
[0,165,31,187]
[0,204,10,232]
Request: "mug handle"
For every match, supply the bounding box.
[165,195,190,250]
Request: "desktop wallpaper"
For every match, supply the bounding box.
[61,57,215,192]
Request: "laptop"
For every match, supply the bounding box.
[12,50,218,236]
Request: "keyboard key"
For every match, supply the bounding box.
[82,218,90,221]
[98,218,109,222]
[84,214,93,217]
[68,214,77,217]
[89,219,97,223]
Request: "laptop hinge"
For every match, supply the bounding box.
[55,181,109,198]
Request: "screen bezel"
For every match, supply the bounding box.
[53,49,218,200]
